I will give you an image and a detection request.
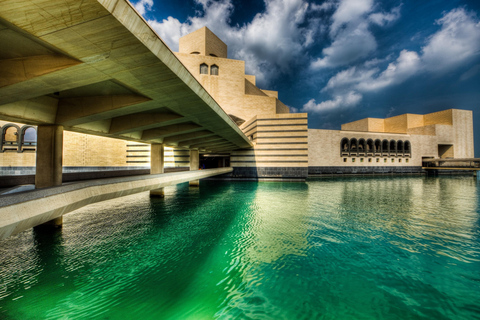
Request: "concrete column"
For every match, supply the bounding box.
[35,125,63,188]
[189,149,200,187]
[150,143,165,197]
[35,125,63,228]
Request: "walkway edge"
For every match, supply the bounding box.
[0,168,232,240]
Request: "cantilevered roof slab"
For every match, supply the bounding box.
[0,0,252,152]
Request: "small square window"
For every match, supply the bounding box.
[399,159,402,162]
[352,158,356,162]
[368,158,372,162]
[376,158,379,163]
[360,158,364,162]
[406,159,409,163]
[384,158,387,163]
[391,158,395,163]
[343,158,347,162]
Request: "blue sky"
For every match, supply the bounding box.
[130,0,480,156]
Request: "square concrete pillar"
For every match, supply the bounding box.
[150,143,165,174]
[35,125,63,189]
[150,143,165,197]
[189,149,200,187]
[35,125,63,228]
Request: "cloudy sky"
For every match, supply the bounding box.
[130,0,480,156]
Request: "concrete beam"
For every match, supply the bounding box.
[163,130,215,145]
[142,123,203,141]
[56,95,151,126]
[0,168,233,239]
[0,55,81,88]
[178,136,223,147]
[109,112,184,134]
[190,140,233,149]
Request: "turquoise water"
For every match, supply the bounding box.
[1,176,479,319]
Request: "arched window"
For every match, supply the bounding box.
[382,140,389,155]
[200,63,208,74]
[358,138,366,155]
[1,124,20,152]
[350,138,358,155]
[211,65,219,76]
[397,140,404,155]
[366,139,374,154]
[340,138,349,155]
[374,139,381,154]
[404,141,411,156]
[390,140,397,155]
[21,126,37,152]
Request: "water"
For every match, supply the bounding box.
[1,176,479,319]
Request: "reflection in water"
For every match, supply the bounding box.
[0,177,479,320]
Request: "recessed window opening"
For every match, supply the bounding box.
[191,51,200,55]
[211,65,219,76]
[200,63,208,74]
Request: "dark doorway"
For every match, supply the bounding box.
[200,153,230,169]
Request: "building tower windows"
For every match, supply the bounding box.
[211,65,219,76]
[200,63,208,74]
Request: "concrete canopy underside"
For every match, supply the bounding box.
[0,0,252,152]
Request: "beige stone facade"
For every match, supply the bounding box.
[309,109,474,174]
[0,26,475,179]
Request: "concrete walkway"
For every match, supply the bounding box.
[0,168,232,240]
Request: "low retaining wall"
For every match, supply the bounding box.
[0,167,190,188]
[213,167,309,180]
[308,166,425,175]
[0,168,232,240]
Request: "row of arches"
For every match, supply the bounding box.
[341,138,411,157]
[0,124,37,153]
[200,63,219,75]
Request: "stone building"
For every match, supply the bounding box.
[0,27,474,181]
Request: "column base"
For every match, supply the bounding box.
[189,180,200,187]
[37,216,63,229]
[150,188,165,197]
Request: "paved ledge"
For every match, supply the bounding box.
[0,168,232,240]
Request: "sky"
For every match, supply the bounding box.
[129,0,480,157]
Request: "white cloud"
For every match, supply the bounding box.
[311,22,377,69]
[306,7,479,114]
[369,5,401,26]
[330,0,373,35]
[310,1,337,12]
[135,0,318,85]
[311,0,400,69]
[303,91,362,113]
[323,66,378,92]
[133,0,153,16]
[422,8,480,72]
[356,50,420,91]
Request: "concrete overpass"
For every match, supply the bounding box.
[0,0,251,152]
[0,168,232,240]
[0,0,251,236]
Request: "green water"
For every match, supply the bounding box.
[1,176,479,319]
